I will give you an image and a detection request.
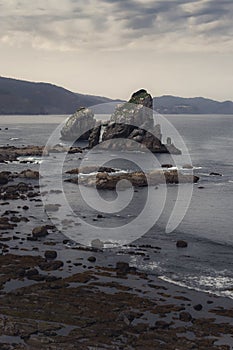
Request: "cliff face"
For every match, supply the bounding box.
[0,77,115,115]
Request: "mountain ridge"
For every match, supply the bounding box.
[0,76,233,115]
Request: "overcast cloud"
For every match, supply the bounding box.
[1,0,233,100]
[1,0,233,52]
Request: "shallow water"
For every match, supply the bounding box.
[1,113,233,298]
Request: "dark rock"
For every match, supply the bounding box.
[176,240,188,248]
[25,268,39,277]
[22,205,29,210]
[209,172,222,176]
[19,169,40,179]
[179,311,192,322]
[32,226,48,238]
[44,250,57,260]
[0,174,8,185]
[88,124,101,148]
[60,107,95,141]
[116,261,131,275]
[193,304,203,311]
[39,260,64,271]
[161,164,173,168]
[97,214,104,219]
[155,321,170,329]
[87,256,96,263]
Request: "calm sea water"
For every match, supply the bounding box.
[0,114,233,297]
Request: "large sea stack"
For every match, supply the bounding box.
[60,107,95,141]
[94,89,181,154]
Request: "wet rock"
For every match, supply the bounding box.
[0,174,9,185]
[32,226,48,238]
[0,217,16,230]
[66,166,116,175]
[155,320,170,329]
[209,172,222,176]
[44,250,57,260]
[161,164,173,168]
[176,240,188,248]
[22,205,29,210]
[97,214,104,219]
[87,256,96,263]
[18,169,40,179]
[179,311,192,322]
[39,260,64,271]
[69,169,199,190]
[116,261,131,275]
[60,107,95,141]
[88,123,101,148]
[25,268,39,277]
[194,304,203,311]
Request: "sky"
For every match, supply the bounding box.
[1,0,233,101]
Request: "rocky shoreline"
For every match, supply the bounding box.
[0,162,233,349]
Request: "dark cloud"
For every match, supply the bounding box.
[0,0,232,51]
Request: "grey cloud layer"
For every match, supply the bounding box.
[0,0,233,51]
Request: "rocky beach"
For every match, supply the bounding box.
[0,90,233,349]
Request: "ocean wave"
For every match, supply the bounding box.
[158,274,233,300]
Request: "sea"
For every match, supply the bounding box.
[0,114,233,299]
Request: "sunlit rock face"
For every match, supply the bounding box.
[60,107,95,141]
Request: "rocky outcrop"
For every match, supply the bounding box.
[60,107,95,141]
[89,89,181,154]
[0,145,82,162]
[88,123,101,148]
[67,169,199,189]
[66,166,116,175]
[102,89,154,142]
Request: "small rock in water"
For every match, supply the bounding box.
[116,261,131,275]
[209,172,222,176]
[179,311,192,322]
[87,256,96,263]
[193,304,203,311]
[32,226,48,238]
[44,250,57,260]
[161,164,173,168]
[176,240,188,248]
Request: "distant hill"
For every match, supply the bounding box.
[0,77,232,115]
[153,95,233,114]
[0,76,119,115]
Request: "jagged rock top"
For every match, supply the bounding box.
[108,89,154,130]
[129,89,153,109]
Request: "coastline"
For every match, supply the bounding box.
[1,248,233,349]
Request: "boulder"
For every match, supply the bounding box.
[32,226,48,238]
[67,169,199,189]
[60,107,95,141]
[19,169,39,179]
[176,240,188,248]
[0,174,8,185]
[45,250,57,260]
